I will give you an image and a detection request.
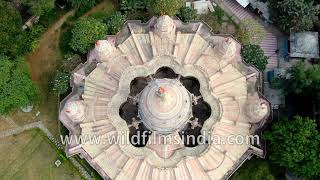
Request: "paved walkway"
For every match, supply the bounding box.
[1,116,18,128]
[0,119,93,180]
[214,0,279,69]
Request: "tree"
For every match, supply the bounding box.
[241,44,268,71]
[52,70,70,95]
[0,1,25,57]
[177,7,197,23]
[69,18,108,54]
[235,19,266,45]
[268,0,320,32]
[21,0,55,16]
[273,63,320,95]
[264,116,320,178]
[106,12,126,35]
[0,56,38,115]
[147,0,184,16]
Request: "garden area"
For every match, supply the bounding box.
[0,129,81,179]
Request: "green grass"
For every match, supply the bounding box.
[0,129,82,179]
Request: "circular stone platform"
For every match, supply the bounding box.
[138,79,192,134]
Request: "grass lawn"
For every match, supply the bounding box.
[0,129,81,179]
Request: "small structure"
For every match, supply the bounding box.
[290,32,319,59]
[235,0,250,7]
[21,104,33,113]
[54,159,62,167]
[12,0,39,29]
[190,0,216,14]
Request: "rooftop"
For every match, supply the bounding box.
[59,15,271,180]
[290,32,319,59]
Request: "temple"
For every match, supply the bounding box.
[59,15,272,180]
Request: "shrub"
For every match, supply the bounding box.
[105,12,126,35]
[213,6,225,24]
[241,44,268,71]
[147,0,184,16]
[52,70,71,95]
[177,7,197,23]
[236,19,266,45]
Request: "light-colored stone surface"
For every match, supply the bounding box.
[139,79,192,134]
[59,16,271,180]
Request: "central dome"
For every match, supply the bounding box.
[138,78,192,134]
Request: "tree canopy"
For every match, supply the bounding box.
[21,0,55,16]
[105,12,126,35]
[241,44,268,71]
[177,7,197,23]
[268,0,320,32]
[0,56,38,115]
[264,116,320,178]
[147,0,184,16]
[273,63,320,95]
[69,18,108,54]
[0,1,25,57]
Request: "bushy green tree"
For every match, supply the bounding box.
[21,0,55,16]
[273,63,320,95]
[235,18,266,45]
[69,18,108,54]
[268,0,320,32]
[177,7,197,23]
[0,56,38,115]
[52,70,70,95]
[241,44,268,71]
[0,1,25,57]
[106,12,126,35]
[264,116,320,178]
[147,0,184,16]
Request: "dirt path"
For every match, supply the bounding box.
[82,0,116,17]
[27,9,75,82]
[13,9,76,137]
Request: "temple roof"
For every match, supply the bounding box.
[59,16,271,180]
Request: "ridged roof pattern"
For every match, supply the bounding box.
[59,16,271,180]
